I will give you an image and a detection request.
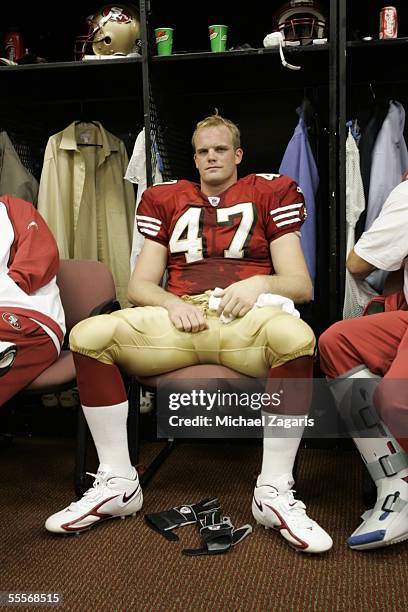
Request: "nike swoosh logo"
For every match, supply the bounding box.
[253,497,263,513]
[122,484,140,503]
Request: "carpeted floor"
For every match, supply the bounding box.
[1,436,408,612]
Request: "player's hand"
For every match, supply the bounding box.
[166,300,208,333]
[216,276,267,319]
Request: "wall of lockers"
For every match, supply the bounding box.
[0,1,406,337]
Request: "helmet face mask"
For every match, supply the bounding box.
[273,1,327,46]
[85,4,141,57]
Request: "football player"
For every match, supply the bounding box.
[0,197,65,406]
[46,114,332,553]
[319,175,408,550]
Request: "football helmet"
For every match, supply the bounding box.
[75,4,141,59]
[272,0,327,45]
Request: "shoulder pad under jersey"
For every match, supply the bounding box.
[153,179,179,186]
[255,173,281,181]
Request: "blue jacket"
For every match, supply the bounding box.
[279,108,319,291]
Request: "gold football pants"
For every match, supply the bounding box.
[69,294,315,378]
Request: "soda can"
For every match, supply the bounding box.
[379,6,398,39]
[4,29,24,62]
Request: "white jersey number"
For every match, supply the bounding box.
[217,202,255,258]
[169,207,203,263]
[169,202,255,262]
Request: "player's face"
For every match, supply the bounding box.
[193,125,243,193]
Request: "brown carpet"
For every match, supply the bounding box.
[1,437,408,612]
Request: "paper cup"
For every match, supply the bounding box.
[209,25,228,52]
[155,28,174,56]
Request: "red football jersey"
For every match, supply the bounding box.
[136,173,306,296]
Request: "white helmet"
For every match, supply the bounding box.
[88,4,141,56]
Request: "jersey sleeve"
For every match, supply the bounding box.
[136,186,170,247]
[5,196,59,294]
[263,176,307,243]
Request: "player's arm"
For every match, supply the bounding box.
[267,232,313,301]
[217,232,312,319]
[128,239,208,333]
[346,249,376,279]
[347,187,408,280]
[5,197,59,294]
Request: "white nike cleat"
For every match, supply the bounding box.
[0,341,17,377]
[252,478,333,553]
[347,477,408,550]
[45,468,143,534]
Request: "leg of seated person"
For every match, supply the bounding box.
[251,355,332,553]
[44,352,144,535]
[45,305,204,535]
[69,307,204,375]
[218,306,316,376]
[319,311,408,379]
[214,307,331,553]
[0,315,57,407]
[319,312,408,550]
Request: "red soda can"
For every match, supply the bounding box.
[4,29,24,62]
[379,6,398,39]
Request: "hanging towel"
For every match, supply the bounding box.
[125,128,163,271]
[343,128,378,319]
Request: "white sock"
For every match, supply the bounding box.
[258,412,305,490]
[82,402,135,479]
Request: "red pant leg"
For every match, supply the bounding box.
[0,314,58,407]
[319,311,408,451]
[73,353,127,406]
[374,324,408,449]
[267,356,314,415]
[318,311,408,378]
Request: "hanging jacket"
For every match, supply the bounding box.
[37,121,135,307]
[0,131,39,205]
[279,106,319,291]
[355,99,388,238]
[365,100,408,231]
[363,100,408,291]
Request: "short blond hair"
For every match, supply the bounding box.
[192,114,241,151]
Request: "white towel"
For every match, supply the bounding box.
[208,288,300,324]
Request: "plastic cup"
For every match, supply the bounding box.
[155,28,174,56]
[209,25,228,52]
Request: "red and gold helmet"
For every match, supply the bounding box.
[272,0,327,45]
[75,3,140,59]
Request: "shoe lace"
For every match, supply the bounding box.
[282,490,313,529]
[69,472,109,511]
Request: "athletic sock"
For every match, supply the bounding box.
[258,413,305,489]
[82,401,135,479]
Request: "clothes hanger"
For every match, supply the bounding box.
[75,119,99,127]
[75,101,100,128]
[75,111,102,146]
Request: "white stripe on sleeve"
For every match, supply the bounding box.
[136,214,162,225]
[275,217,301,228]
[270,202,303,216]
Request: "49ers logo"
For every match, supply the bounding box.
[102,6,132,23]
[2,312,22,330]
